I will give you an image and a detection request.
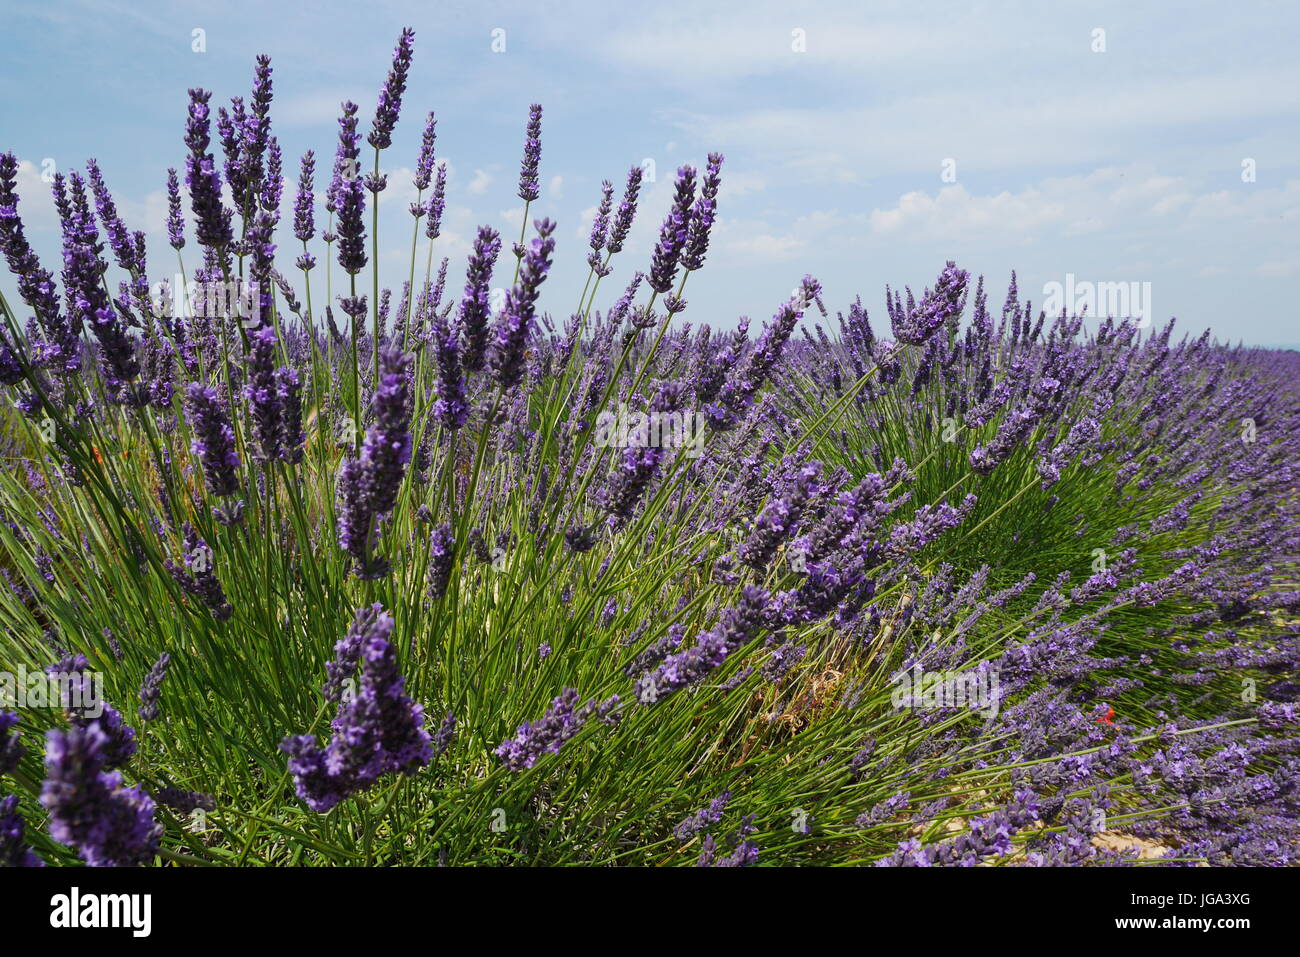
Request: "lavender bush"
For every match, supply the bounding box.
[0,31,1296,867]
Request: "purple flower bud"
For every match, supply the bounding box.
[606,165,643,255]
[292,150,315,243]
[489,218,555,390]
[427,524,455,599]
[457,225,502,372]
[648,165,696,294]
[889,261,969,345]
[413,112,437,190]
[283,605,432,812]
[368,28,416,151]
[137,653,171,723]
[165,167,185,249]
[186,382,242,497]
[517,104,543,202]
[40,723,161,867]
[1,711,26,776]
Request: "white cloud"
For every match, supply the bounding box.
[11,158,59,231]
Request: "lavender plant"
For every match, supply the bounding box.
[0,30,1296,869]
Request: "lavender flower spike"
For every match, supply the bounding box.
[495,688,594,771]
[361,345,414,516]
[292,150,316,244]
[41,723,161,867]
[427,524,455,600]
[47,654,137,770]
[333,101,367,275]
[165,167,185,250]
[457,225,502,372]
[184,88,234,252]
[244,325,283,463]
[0,795,43,867]
[277,365,306,465]
[430,309,468,430]
[165,524,235,622]
[517,103,543,202]
[323,602,387,704]
[647,165,696,294]
[679,152,723,273]
[890,260,969,345]
[137,653,171,723]
[606,164,644,255]
[185,382,241,497]
[368,28,416,151]
[489,218,556,390]
[412,111,437,191]
[1,711,25,775]
[283,606,432,812]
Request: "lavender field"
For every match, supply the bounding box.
[1,25,1298,870]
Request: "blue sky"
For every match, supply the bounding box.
[3,0,1298,346]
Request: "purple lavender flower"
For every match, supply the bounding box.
[738,464,819,571]
[427,524,455,600]
[244,325,283,463]
[165,167,185,249]
[635,586,769,703]
[457,225,502,372]
[41,723,161,866]
[679,152,723,272]
[336,454,382,578]
[184,89,234,251]
[647,165,696,294]
[675,790,731,840]
[432,711,456,756]
[424,162,447,240]
[85,159,143,275]
[494,688,596,771]
[598,380,687,524]
[56,170,138,389]
[137,653,171,723]
[517,104,543,202]
[564,524,597,553]
[586,180,614,274]
[323,603,388,704]
[0,332,22,385]
[606,165,643,255]
[413,112,437,191]
[701,814,759,867]
[47,654,137,771]
[186,383,241,497]
[489,218,556,390]
[430,310,468,429]
[889,261,969,345]
[361,345,413,516]
[0,795,43,867]
[368,28,416,151]
[292,150,315,244]
[333,102,367,274]
[153,789,215,815]
[1,711,25,775]
[165,524,234,622]
[277,365,305,464]
[283,606,432,812]
[707,278,819,428]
